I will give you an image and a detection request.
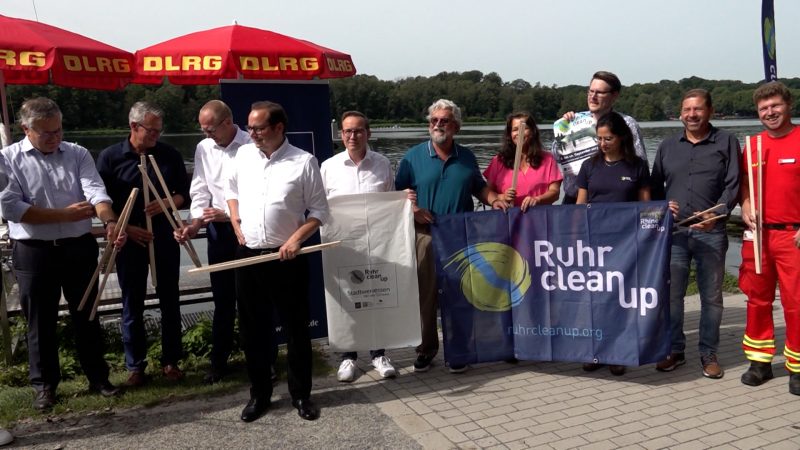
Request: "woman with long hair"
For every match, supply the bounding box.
[576,111,651,376]
[576,111,650,205]
[484,112,562,211]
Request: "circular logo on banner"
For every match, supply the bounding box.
[349,269,366,284]
[763,18,776,59]
[444,243,531,312]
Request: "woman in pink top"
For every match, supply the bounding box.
[484,112,562,211]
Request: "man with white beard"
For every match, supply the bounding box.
[395,99,499,374]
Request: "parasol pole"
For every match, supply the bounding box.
[0,71,12,148]
[138,165,201,267]
[510,119,527,192]
[188,241,342,274]
[147,155,202,267]
[140,155,158,287]
[78,188,138,312]
[89,188,139,321]
[746,137,762,274]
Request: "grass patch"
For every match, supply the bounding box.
[0,343,332,428]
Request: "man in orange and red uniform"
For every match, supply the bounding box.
[739,81,800,395]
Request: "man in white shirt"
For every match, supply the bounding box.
[226,101,329,423]
[320,111,396,382]
[175,100,251,384]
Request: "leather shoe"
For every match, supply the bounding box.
[162,364,185,381]
[291,398,319,421]
[240,397,270,422]
[89,380,120,397]
[203,367,227,385]
[741,361,773,386]
[33,389,56,411]
[125,370,148,387]
[789,373,800,396]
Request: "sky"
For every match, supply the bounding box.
[3,0,799,87]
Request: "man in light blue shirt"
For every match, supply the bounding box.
[0,97,125,411]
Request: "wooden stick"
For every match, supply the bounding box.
[147,155,202,268]
[757,135,764,274]
[745,137,761,273]
[78,188,139,312]
[510,120,526,191]
[89,188,139,321]
[188,241,342,274]
[141,155,158,288]
[138,165,202,267]
[671,214,726,235]
[674,203,726,227]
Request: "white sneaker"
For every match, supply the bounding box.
[0,427,12,446]
[337,359,357,382]
[372,356,397,378]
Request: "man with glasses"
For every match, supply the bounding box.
[395,99,500,374]
[320,110,396,382]
[0,97,124,410]
[97,101,190,387]
[738,81,800,394]
[173,100,251,384]
[552,71,647,204]
[226,101,328,422]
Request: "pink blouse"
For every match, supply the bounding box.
[483,151,563,207]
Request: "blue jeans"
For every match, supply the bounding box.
[669,229,728,356]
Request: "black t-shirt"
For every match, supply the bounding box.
[576,157,650,203]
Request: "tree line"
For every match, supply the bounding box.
[5,72,800,132]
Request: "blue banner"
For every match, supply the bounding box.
[762,0,777,81]
[432,202,672,367]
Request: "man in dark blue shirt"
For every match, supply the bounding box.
[651,89,740,379]
[97,101,189,387]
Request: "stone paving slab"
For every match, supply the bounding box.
[8,293,800,449]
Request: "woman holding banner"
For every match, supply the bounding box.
[484,112,562,211]
[576,111,651,376]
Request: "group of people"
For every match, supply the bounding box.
[0,72,797,437]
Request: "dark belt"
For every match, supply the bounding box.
[240,245,280,256]
[19,233,93,247]
[763,223,800,231]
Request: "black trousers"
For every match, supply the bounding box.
[206,222,238,370]
[235,246,311,401]
[13,233,109,391]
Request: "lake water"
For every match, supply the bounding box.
[67,119,759,277]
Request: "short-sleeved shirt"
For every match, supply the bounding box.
[482,151,562,207]
[576,156,650,203]
[743,126,800,224]
[96,138,189,229]
[320,148,394,198]
[394,140,486,215]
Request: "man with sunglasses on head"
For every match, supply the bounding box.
[395,99,501,374]
[1,97,125,411]
[97,101,189,388]
[552,71,647,204]
[173,100,251,384]
[226,101,329,423]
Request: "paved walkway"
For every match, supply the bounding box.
[8,293,800,449]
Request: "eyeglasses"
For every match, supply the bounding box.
[246,123,271,135]
[31,127,63,139]
[342,128,366,136]
[588,89,613,97]
[429,117,453,127]
[200,118,226,134]
[136,122,163,135]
